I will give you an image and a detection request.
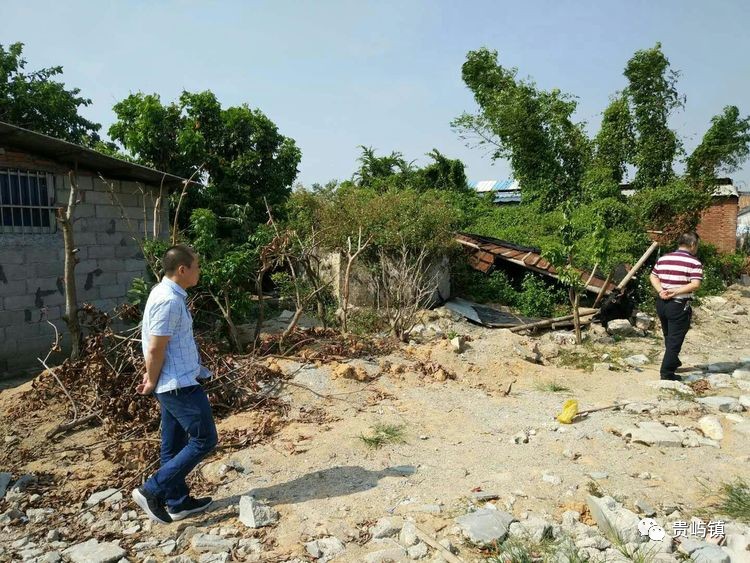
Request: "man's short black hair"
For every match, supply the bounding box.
[162,245,196,275]
[678,232,700,248]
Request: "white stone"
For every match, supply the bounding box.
[63,540,127,563]
[85,488,121,507]
[455,507,515,546]
[607,319,637,336]
[371,517,402,539]
[732,369,750,381]
[238,496,278,528]
[407,542,428,560]
[699,416,724,441]
[647,380,695,395]
[586,496,645,544]
[399,521,418,547]
[189,534,237,554]
[635,312,654,330]
[706,373,733,388]
[625,421,684,447]
[450,336,465,353]
[697,396,742,412]
[304,537,346,562]
[625,354,650,367]
[542,473,563,485]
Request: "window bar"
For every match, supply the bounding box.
[36,170,43,233]
[9,168,15,233]
[0,168,4,235]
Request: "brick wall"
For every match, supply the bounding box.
[0,150,169,375]
[696,196,738,254]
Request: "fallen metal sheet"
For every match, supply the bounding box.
[444,297,540,328]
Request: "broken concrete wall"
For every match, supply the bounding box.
[0,160,169,375]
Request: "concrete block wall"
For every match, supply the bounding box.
[697,196,738,254]
[0,150,169,375]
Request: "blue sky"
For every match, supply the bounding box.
[2,0,749,188]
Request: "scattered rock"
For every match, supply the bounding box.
[588,471,609,480]
[450,336,465,353]
[189,534,237,554]
[364,539,407,563]
[455,507,515,546]
[514,517,553,542]
[371,517,402,539]
[732,369,750,381]
[26,508,54,524]
[514,344,541,364]
[512,432,529,445]
[586,495,645,544]
[399,521,419,547]
[85,488,121,507]
[332,364,356,379]
[562,449,580,461]
[304,537,346,562]
[624,421,685,447]
[697,396,742,413]
[551,331,578,346]
[607,319,636,337]
[699,416,724,441]
[706,373,732,388]
[634,312,654,331]
[647,380,696,395]
[63,540,127,563]
[238,496,278,528]
[407,542,428,560]
[634,499,657,517]
[707,361,738,373]
[542,473,562,485]
[538,342,561,361]
[593,362,613,372]
[739,395,750,409]
[625,354,650,367]
[624,402,655,414]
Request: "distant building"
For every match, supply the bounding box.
[470,179,521,204]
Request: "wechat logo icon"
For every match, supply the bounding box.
[638,518,666,541]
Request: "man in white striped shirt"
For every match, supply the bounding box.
[649,233,703,381]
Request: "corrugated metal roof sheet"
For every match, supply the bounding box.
[0,121,190,187]
[456,232,615,295]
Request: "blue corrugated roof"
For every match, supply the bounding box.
[471,179,521,203]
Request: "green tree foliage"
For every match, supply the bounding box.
[453,47,591,209]
[624,42,683,189]
[686,105,750,187]
[109,90,301,235]
[593,95,635,183]
[0,42,102,145]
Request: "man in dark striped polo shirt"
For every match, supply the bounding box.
[649,232,703,381]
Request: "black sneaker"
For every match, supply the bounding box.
[167,496,213,521]
[660,374,680,381]
[131,487,172,524]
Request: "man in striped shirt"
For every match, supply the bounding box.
[649,232,703,381]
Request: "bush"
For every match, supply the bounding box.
[516,274,567,317]
[696,244,746,296]
[452,266,518,305]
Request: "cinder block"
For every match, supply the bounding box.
[115,246,142,259]
[84,189,117,205]
[3,294,35,310]
[87,246,115,259]
[25,246,57,263]
[117,271,139,287]
[124,259,147,273]
[94,205,124,219]
[0,309,25,327]
[0,249,24,265]
[99,284,127,299]
[91,298,118,312]
[0,280,28,297]
[34,261,64,278]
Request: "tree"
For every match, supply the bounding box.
[593,95,635,183]
[453,48,591,209]
[0,42,102,145]
[686,105,750,188]
[624,43,683,190]
[109,90,302,235]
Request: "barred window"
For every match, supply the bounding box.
[0,169,56,234]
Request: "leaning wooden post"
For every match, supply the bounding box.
[57,170,82,360]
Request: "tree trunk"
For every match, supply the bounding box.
[253,269,267,350]
[223,290,241,353]
[571,288,582,345]
[58,172,81,360]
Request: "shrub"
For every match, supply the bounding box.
[516,274,567,317]
[696,244,746,296]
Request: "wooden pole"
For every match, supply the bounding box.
[509,308,598,333]
[616,241,660,291]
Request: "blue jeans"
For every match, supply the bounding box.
[143,385,218,509]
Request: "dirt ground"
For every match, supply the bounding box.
[2,286,750,562]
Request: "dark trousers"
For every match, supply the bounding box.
[656,298,692,380]
[143,385,218,509]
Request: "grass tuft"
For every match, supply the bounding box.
[358,423,406,449]
[714,478,750,522]
[535,380,571,393]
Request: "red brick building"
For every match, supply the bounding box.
[696,182,738,253]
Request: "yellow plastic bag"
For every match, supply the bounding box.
[556,399,579,424]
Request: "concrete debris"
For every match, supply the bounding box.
[85,488,122,507]
[732,368,750,381]
[706,373,732,388]
[189,534,238,554]
[304,537,346,562]
[625,354,649,367]
[607,319,637,337]
[697,396,742,413]
[551,331,578,346]
[586,495,645,544]
[647,380,695,395]
[634,499,657,517]
[238,496,278,528]
[450,336,465,353]
[399,521,419,547]
[364,539,407,563]
[624,421,685,447]
[634,312,654,331]
[62,540,127,563]
[407,542,428,560]
[371,517,402,539]
[698,416,724,441]
[455,507,515,546]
